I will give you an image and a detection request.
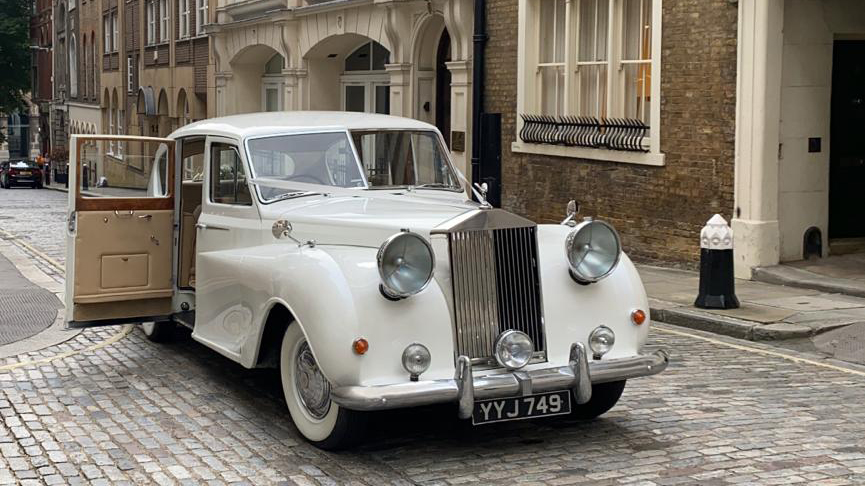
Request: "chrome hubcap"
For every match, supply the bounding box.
[294,342,331,419]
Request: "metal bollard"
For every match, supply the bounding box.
[694,214,740,309]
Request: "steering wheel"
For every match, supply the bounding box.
[289,174,327,185]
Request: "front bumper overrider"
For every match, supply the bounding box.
[332,343,669,418]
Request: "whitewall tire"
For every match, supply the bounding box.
[280,323,367,450]
[140,321,174,342]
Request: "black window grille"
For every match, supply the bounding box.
[519,115,649,153]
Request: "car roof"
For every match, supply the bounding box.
[169,111,438,140]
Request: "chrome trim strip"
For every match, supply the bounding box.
[331,349,669,412]
[432,208,536,235]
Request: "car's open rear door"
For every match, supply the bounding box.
[65,135,176,327]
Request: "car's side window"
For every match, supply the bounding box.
[210,143,252,205]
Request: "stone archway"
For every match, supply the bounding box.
[227,44,284,115]
[304,34,390,113]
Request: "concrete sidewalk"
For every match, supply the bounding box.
[640,264,865,342]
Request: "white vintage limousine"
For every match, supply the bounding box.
[65,112,668,450]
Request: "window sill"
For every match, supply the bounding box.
[510,142,665,167]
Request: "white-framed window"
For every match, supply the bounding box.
[515,0,663,165]
[116,109,124,157]
[178,0,189,38]
[103,15,111,53]
[69,34,78,98]
[195,0,207,35]
[127,55,134,93]
[147,1,156,45]
[108,106,114,154]
[111,11,118,52]
[159,0,169,42]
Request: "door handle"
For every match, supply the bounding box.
[114,210,135,218]
[138,214,152,220]
[196,223,229,231]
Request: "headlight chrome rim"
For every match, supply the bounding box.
[377,231,435,299]
[565,219,622,284]
[493,330,534,370]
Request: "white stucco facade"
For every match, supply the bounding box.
[734,0,865,278]
[209,0,474,176]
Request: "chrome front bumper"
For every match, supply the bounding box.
[332,344,669,418]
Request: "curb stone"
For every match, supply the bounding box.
[650,304,814,341]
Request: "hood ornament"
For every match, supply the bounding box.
[472,182,492,209]
[561,200,580,227]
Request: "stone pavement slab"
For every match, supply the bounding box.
[754,255,865,298]
[639,265,865,342]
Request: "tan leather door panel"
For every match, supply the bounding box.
[73,210,173,304]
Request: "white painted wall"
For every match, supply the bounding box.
[778,0,865,261]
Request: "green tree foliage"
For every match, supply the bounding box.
[0,0,31,115]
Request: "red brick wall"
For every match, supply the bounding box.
[484,0,738,265]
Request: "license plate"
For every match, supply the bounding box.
[18,171,31,176]
[472,390,571,425]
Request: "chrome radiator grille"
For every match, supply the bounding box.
[448,226,545,365]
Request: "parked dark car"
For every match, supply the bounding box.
[0,159,43,189]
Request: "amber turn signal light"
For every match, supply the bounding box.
[352,338,369,355]
[631,309,647,325]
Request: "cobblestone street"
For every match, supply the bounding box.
[1,188,865,485]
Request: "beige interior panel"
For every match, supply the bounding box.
[101,254,149,288]
[72,297,173,322]
[73,209,174,304]
[178,181,202,288]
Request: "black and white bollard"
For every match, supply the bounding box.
[694,214,740,309]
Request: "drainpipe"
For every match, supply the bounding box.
[470,0,487,188]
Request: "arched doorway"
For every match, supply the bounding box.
[340,40,390,114]
[435,30,451,148]
[413,16,451,144]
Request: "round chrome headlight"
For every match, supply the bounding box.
[493,330,534,370]
[402,343,431,379]
[589,325,615,357]
[565,219,622,283]
[377,231,435,299]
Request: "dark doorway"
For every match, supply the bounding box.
[829,40,865,239]
[435,30,452,149]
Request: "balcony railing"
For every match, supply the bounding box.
[519,115,649,153]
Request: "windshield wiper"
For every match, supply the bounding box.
[266,191,322,203]
[413,183,461,191]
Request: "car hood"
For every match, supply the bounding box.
[265,191,480,248]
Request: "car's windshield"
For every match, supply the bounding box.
[246,129,460,202]
[246,131,366,201]
[350,130,459,189]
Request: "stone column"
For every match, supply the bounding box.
[731,0,784,279]
[215,73,233,117]
[385,63,412,117]
[281,68,307,111]
[446,59,471,180]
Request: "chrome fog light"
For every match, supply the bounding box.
[402,343,431,380]
[494,330,534,370]
[589,326,615,358]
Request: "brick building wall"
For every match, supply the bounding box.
[484,0,738,265]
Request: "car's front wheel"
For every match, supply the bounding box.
[569,380,626,420]
[280,324,367,450]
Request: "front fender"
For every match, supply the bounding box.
[537,224,651,365]
[245,244,456,387]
